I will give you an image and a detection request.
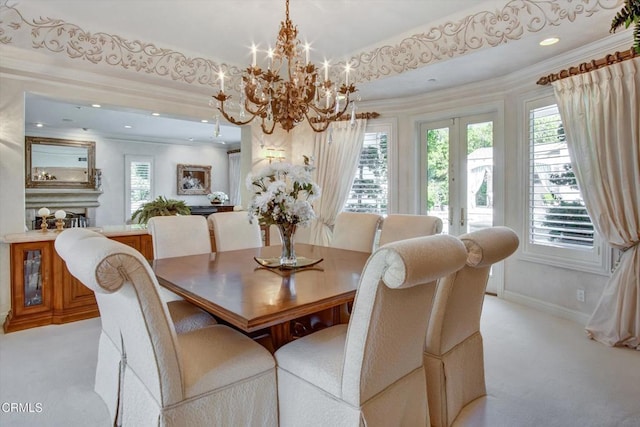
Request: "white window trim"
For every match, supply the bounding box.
[125,154,154,223]
[520,95,609,276]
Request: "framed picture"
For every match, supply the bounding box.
[177,164,211,195]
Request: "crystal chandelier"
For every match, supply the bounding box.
[212,0,357,135]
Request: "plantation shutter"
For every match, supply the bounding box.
[528,104,594,248]
[130,160,152,216]
[343,131,388,214]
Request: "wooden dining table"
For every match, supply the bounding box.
[152,244,370,349]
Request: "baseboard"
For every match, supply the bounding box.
[502,291,590,325]
[0,311,7,329]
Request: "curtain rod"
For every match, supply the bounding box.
[309,111,380,124]
[536,47,639,86]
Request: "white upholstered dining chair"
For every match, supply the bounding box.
[330,212,383,253]
[275,234,468,426]
[147,215,217,306]
[208,211,262,251]
[57,227,217,424]
[268,224,282,246]
[424,226,519,427]
[378,214,443,247]
[56,228,278,426]
[147,215,212,259]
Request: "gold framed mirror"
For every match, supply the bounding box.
[25,136,96,189]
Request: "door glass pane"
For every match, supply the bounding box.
[425,127,450,234]
[466,121,493,233]
[23,249,43,306]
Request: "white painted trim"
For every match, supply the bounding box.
[502,290,590,325]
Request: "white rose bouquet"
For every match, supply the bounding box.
[246,160,320,227]
[207,191,229,203]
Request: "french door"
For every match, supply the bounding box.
[420,113,502,293]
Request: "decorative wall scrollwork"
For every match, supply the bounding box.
[0,1,622,89]
[346,0,621,83]
[0,3,242,87]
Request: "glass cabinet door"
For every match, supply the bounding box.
[10,241,52,322]
[23,249,43,307]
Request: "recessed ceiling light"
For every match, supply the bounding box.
[124,125,132,129]
[151,112,160,116]
[91,104,101,108]
[188,138,194,142]
[201,119,209,123]
[540,37,559,46]
[35,123,43,127]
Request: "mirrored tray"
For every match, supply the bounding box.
[254,256,323,270]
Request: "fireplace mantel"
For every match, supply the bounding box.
[25,188,102,209]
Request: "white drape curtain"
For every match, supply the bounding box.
[306,119,367,246]
[228,151,242,206]
[552,59,640,350]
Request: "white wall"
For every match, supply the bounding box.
[95,138,229,225]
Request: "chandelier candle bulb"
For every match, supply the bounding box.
[251,44,257,67]
[219,71,225,93]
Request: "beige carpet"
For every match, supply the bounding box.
[0,296,638,426]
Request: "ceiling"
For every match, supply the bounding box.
[15,0,626,145]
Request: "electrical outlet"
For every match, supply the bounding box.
[576,289,585,303]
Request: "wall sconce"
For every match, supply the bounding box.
[265,148,286,164]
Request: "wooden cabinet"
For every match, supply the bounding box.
[4,241,54,331]
[3,232,153,333]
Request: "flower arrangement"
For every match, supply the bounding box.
[246,160,320,227]
[207,191,229,204]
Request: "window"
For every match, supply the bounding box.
[125,155,153,221]
[523,97,607,273]
[343,127,389,215]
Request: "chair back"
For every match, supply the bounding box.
[207,211,262,251]
[424,226,519,427]
[268,224,282,246]
[147,215,211,259]
[270,224,313,245]
[378,214,443,247]
[294,225,312,244]
[342,234,467,406]
[331,212,382,253]
[55,228,183,407]
[426,226,519,355]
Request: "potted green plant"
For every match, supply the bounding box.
[131,196,191,224]
[610,0,640,53]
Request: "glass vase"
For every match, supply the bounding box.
[277,223,297,267]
